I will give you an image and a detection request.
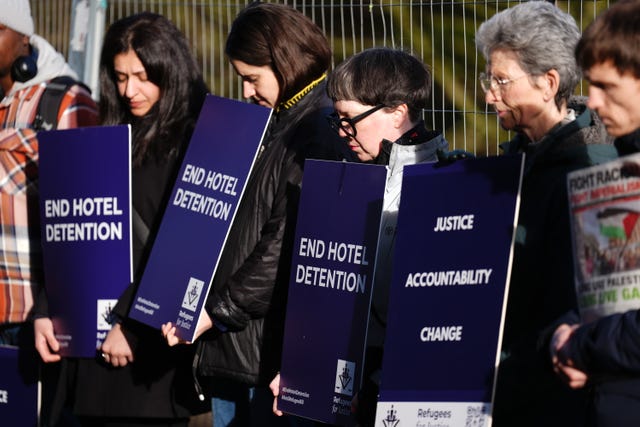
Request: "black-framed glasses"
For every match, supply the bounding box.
[326,104,385,138]
[479,72,529,93]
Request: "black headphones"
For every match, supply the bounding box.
[11,53,38,83]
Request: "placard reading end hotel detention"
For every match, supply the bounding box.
[278,160,386,426]
[129,95,271,342]
[39,125,132,357]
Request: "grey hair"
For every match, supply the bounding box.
[475,1,581,109]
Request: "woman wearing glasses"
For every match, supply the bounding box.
[269,46,449,425]
[326,49,447,372]
[331,47,448,425]
[162,2,352,426]
[475,2,616,426]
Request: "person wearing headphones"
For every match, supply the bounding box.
[0,0,97,131]
[0,0,97,348]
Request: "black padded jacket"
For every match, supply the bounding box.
[196,81,354,386]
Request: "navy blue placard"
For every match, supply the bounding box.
[38,125,132,358]
[278,160,387,425]
[0,345,38,426]
[129,95,272,341]
[375,155,523,425]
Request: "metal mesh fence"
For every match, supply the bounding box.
[30,0,612,155]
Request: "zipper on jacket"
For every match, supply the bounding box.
[192,342,206,401]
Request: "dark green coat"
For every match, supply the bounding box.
[493,99,617,427]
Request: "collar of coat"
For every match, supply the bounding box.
[276,73,327,112]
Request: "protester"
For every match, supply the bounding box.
[33,12,209,427]
[329,47,449,426]
[550,1,640,426]
[161,2,354,426]
[0,0,97,131]
[0,0,97,347]
[268,47,449,425]
[474,1,617,425]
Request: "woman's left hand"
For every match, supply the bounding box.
[101,323,134,367]
[161,322,188,346]
[162,310,214,346]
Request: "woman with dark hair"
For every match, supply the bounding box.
[162,2,352,426]
[222,1,351,162]
[98,12,208,167]
[34,12,209,427]
[224,2,330,108]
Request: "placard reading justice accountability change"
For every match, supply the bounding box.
[278,160,387,426]
[129,95,272,342]
[376,155,524,427]
[39,125,132,357]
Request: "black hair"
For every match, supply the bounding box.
[99,12,208,165]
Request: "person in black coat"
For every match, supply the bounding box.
[551,2,640,426]
[162,2,354,426]
[475,2,617,426]
[33,12,209,427]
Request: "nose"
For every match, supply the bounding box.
[243,81,256,99]
[587,86,603,112]
[337,127,350,139]
[124,78,137,99]
[485,88,500,104]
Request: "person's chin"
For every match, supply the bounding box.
[358,153,374,162]
[252,98,273,108]
[605,125,627,138]
[495,112,512,129]
[130,107,150,117]
[498,120,514,132]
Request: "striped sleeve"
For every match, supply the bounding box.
[56,83,99,130]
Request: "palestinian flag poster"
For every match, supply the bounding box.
[567,153,640,322]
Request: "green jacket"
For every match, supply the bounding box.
[494,99,618,427]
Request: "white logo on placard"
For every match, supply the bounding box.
[182,277,204,311]
[0,389,8,404]
[334,359,355,396]
[97,299,117,330]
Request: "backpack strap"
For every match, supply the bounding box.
[32,76,91,132]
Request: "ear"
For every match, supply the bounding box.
[391,103,410,129]
[542,69,561,102]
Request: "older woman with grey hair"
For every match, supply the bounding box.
[475,2,616,426]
